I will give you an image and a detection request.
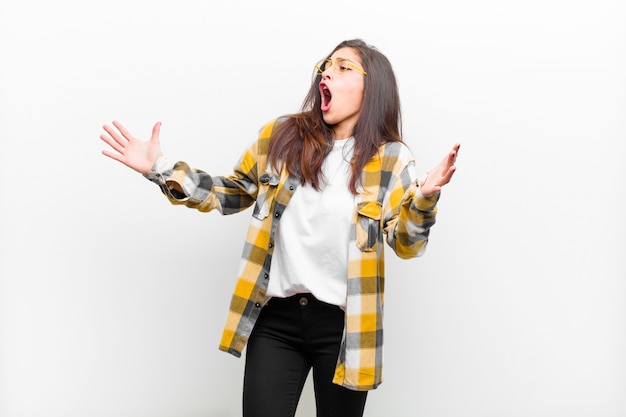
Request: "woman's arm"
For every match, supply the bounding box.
[100,120,260,215]
[383,143,460,259]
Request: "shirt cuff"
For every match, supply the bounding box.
[413,181,440,211]
[143,155,173,183]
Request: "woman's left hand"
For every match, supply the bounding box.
[419,143,460,198]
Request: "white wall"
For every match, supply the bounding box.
[1,1,625,416]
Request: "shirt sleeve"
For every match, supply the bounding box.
[143,139,261,215]
[383,150,439,259]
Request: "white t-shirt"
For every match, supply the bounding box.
[266,137,355,307]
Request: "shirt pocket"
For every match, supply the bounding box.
[253,173,280,220]
[356,201,382,252]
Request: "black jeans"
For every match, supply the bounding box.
[243,293,368,417]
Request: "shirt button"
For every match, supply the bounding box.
[299,297,308,307]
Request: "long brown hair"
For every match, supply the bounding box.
[267,39,403,194]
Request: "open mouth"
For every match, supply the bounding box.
[319,82,332,112]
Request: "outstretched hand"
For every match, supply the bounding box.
[419,143,460,198]
[100,121,163,174]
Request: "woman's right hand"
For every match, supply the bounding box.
[100,121,163,174]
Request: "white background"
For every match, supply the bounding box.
[1,1,625,416]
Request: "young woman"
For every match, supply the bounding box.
[101,39,460,417]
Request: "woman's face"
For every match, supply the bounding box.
[318,47,366,140]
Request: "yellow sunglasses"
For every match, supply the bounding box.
[314,57,367,75]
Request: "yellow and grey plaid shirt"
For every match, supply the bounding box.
[145,118,439,391]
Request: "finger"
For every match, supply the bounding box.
[448,148,458,164]
[150,121,162,144]
[102,124,128,148]
[439,146,458,169]
[112,120,135,142]
[446,153,456,167]
[423,185,442,198]
[450,143,460,162]
[440,165,457,185]
[101,149,126,164]
[100,134,124,154]
[100,132,125,155]
[447,164,457,177]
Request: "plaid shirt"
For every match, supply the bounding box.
[145,119,439,391]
